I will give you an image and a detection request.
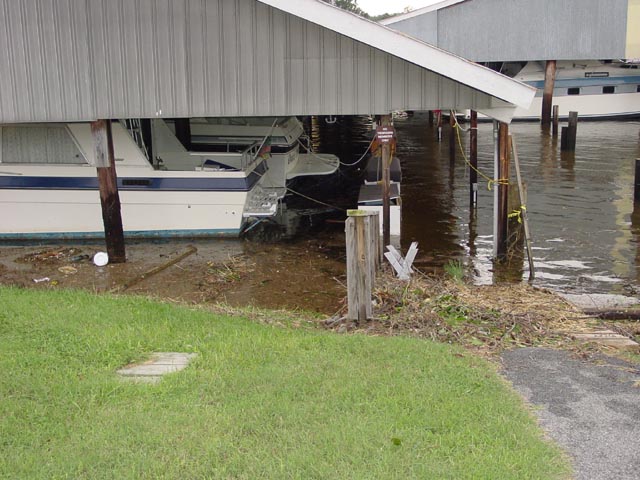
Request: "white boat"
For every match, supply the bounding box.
[510,60,640,120]
[0,120,280,239]
[170,116,340,192]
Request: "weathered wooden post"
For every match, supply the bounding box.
[635,159,640,205]
[561,111,578,151]
[552,105,559,137]
[541,60,556,129]
[470,110,478,207]
[91,120,126,263]
[496,122,510,259]
[428,110,434,126]
[437,110,443,142]
[449,111,456,162]
[378,115,394,249]
[346,210,379,322]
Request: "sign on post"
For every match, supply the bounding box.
[376,125,395,144]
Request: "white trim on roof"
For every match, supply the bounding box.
[380,0,467,25]
[258,0,534,112]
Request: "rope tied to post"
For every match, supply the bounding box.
[453,122,510,191]
[508,205,527,224]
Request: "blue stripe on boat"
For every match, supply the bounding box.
[527,75,640,89]
[0,229,241,240]
[0,162,266,192]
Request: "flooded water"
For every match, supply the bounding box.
[395,113,640,297]
[2,115,639,314]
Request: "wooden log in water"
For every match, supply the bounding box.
[582,308,640,321]
[110,245,198,293]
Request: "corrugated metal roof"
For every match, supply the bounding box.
[0,0,534,123]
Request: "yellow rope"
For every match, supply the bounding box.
[453,123,509,191]
[508,205,526,224]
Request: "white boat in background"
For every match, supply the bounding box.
[0,120,279,239]
[169,116,339,193]
[509,60,640,120]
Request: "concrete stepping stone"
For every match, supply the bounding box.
[117,352,197,383]
[571,330,639,351]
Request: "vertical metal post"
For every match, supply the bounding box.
[437,110,443,142]
[470,110,478,208]
[541,60,556,129]
[91,119,126,263]
[381,114,392,249]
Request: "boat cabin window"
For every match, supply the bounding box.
[0,125,87,164]
[602,86,615,94]
[567,87,580,96]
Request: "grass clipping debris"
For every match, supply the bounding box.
[327,270,596,356]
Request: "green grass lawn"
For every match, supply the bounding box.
[0,287,569,479]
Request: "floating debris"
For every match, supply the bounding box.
[57,266,78,275]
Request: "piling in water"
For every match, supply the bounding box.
[561,111,578,151]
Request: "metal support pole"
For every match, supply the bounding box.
[91,119,126,263]
[470,110,478,208]
[381,114,392,249]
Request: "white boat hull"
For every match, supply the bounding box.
[0,188,249,238]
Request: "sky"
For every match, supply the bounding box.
[356,0,441,16]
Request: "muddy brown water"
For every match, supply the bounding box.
[1,114,639,314]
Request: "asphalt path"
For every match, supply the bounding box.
[501,348,640,480]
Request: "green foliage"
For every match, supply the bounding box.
[444,259,466,283]
[0,287,569,479]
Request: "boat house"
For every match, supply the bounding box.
[0,0,534,260]
[382,0,640,122]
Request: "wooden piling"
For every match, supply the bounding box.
[91,119,126,263]
[380,114,393,249]
[449,111,456,162]
[346,210,378,322]
[428,110,434,126]
[497,122,510,259]
[436,110,443,142]
[635,159,640,204]
[552,105,559,137]
[561,111,578,151]
[470,110,478,208]
[541,60,556,129]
